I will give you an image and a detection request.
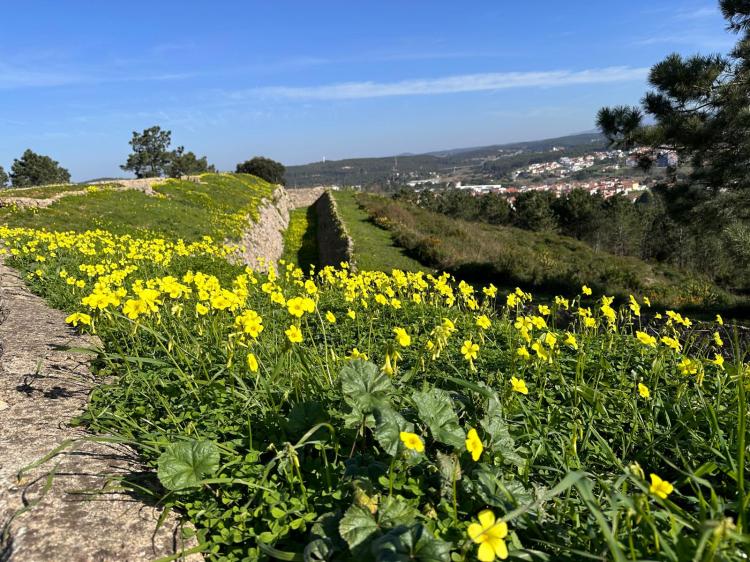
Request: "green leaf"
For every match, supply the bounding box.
[466,465,533,509]
[480,396,524,468]
[340,360,394,414]
[435,451,461,499]
[371,524,451,562]
[412,388,464,449]
[378,496,420,528]
[373,406,411,456]
[157,440,220,491]
[339,504,380,557]
[304,538,333,562]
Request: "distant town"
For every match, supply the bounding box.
[401,148,679,201]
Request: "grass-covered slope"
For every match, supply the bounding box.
[0,173,274,241]
[333,190,431,273]
[281,205,319,270]
[355,192,729,308]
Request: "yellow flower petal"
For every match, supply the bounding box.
[477,541,496,562]
[467,522,485,542]
[477,509,496,529]
[491,537,509,559]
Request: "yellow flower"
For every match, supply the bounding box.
[483,284,497,298]
[712,354,725,369]
[661,336,681,352]
[564,332,578,350]
[461,340,479,361]
[347,348,369,361]
[465,428,483,461]
[468,510,509,561]
[304,279,318,295]
[531,342,550,362]
[716,314,724,326]
[399,431,424,453]
[65,312,92,327]
[543,332,557,349]
[325,311,337,324]
[393,327,411,347]
[247,353,259,373]
[196,302,209,316]
[638,382,650,399]
[629,295,641,316]
[537,304,550,316]
[649,473,674,499]
[516,346,530,360]
[285,324,303,344]
[506,293,518,307]
[582,285,592,296]
[122,298,149,320]
[347,308,356,320]
[678,357,699,376]
[636,331,657,347]
[714,332,724,347]
[476,314,491,330]
[510,376,528,395]
[287,297,306,318]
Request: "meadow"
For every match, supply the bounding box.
[1,176,748,561]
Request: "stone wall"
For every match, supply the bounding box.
[314,191,355,269]
[231,185,291,271]
[286,186,326,209]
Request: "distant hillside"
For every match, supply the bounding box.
[285,132,606,188]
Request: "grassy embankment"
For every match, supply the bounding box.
[0,182,103,199]
[353,192,731,309]
[332,190,430,272]
[281,205,319,270]
[0,173,274,241]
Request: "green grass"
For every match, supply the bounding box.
[282,205,319,270]
[333,190,430,273]
[0,183,99,199]
[0,174,274,241]
[356,193,732,309]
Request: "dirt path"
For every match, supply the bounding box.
[0,261,198,561]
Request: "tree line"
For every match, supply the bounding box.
[1,125,286,188]
[395,186,749,292]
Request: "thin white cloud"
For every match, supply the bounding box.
[249,66,650,100]
[676,6,719,20]
[0,60,197,90]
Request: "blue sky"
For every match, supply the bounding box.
[0,1,735,180]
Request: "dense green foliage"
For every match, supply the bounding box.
[168,146,216,178]
[598,0,750,190]
[0,165,8,188]
[399,186,750,294]
[9,149,71,187]
[356,192,730,309]
[121,125,214,179]
[121,126,174,178]
[594,0,750,294]
[236,157,286,185]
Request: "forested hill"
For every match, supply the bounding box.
[285,132,606,188]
